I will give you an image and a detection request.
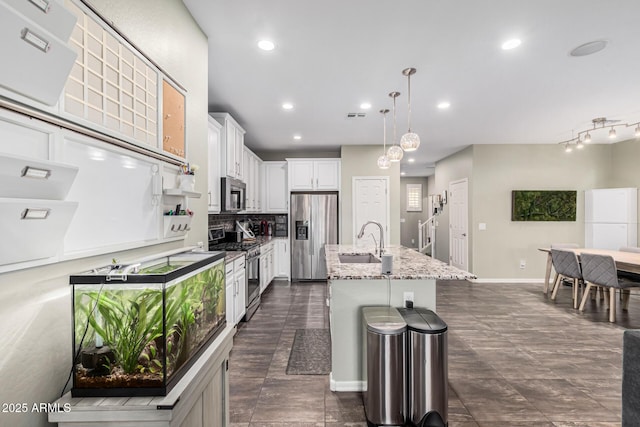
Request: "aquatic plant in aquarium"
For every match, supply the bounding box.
[70,250,226,397]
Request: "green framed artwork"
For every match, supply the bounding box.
[511,190,577,221]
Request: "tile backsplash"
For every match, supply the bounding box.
[208,213,287,234]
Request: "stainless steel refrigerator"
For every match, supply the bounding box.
[290,192,339,280]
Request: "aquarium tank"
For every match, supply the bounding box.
[70,249,226,397]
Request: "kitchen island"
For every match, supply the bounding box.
[325,244,474,391]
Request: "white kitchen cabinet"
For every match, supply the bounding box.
[275,238,290,280]
[260,241,275,294]
[263,161,288,213]
[207,117,222,213]
[234,257,246,323]
[253,155,262,211]
[225,255,246,326]
[225,261,235,326]
[0,1,77,106]
[287,158,340,191]
[243,147,263,212]
[210,113,245,180]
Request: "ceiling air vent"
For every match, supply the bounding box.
[346,113,367,119]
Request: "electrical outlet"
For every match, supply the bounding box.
[519,259,526,269]
[411,238,415,244]
[403,291,414,304]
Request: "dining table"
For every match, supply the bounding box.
[539,247,640,294]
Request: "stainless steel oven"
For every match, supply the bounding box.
[244,246,260,320]
[221,177,246,212]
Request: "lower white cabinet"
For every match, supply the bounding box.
[225,255,246,326]
[275,238,290,280]
[260,241,275,293]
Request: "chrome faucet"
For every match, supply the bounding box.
[357,221,385,255]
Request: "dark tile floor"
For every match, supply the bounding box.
[229,280,640,426]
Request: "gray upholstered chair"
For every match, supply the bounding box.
[619,247,640,308]
[578,252,640,322]
[550,248,583,309]
[547,243,580,294]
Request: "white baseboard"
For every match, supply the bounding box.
[470,278,545,284]
[329,373,364,392]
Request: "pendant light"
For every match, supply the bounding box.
[387,91,403,162]
[377,109,391,169]
[400,67,420,152]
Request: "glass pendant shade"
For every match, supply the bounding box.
[401,67,420,152]
[400,132,420,151]
[387,145,403,162]
[377,155,391,169]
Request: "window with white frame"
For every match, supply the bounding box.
[406,183,422,211]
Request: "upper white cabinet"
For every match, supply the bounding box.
[207,116,222,213]
[210,113,245,180]
[243,147,262,212]
[0,0,77,106]
[287,159,340,191]
[262,161,288,213]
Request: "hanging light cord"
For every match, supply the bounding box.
[392,95,398,145]
[382,110,387,153]
[407,72,412,132]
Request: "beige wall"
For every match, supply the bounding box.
[471,144,612,279]
[433,146,473,264]
[339,145,401,245]
[610,138,640,188]
[0,2,208,426]
[400,177,429,248]
[433,143,619,280]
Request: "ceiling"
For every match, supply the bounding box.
[182,0,640,176]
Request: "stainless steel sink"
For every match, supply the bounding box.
[338,253,381,264]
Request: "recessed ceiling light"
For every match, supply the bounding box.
[408,158,415,163]
[293,135,302,140]
[257,40,275,51]
[501,38,521,50]
[282,102,294,110]
[360,102,371,110]
[437,101,450,109]
[400,171,406,176]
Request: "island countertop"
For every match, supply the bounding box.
[325,244,475,280]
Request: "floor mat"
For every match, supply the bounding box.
[286,328,331,375]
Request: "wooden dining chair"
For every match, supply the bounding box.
[550,248,583,309]
[579,252,640,322]
[547,243,579,294]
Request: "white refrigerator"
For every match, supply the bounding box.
[585,188,638,250]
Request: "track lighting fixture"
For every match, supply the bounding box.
[559,117,640,152]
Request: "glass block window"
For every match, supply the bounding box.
[406,184,422,212]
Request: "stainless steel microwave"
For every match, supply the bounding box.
[221,177,246,212]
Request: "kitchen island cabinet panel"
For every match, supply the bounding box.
[325,244,474,391]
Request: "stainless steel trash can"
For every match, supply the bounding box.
[398,307,448,427]
[362,306,407,426]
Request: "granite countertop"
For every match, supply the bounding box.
[224,251,245,262]
[325,244,476,280]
